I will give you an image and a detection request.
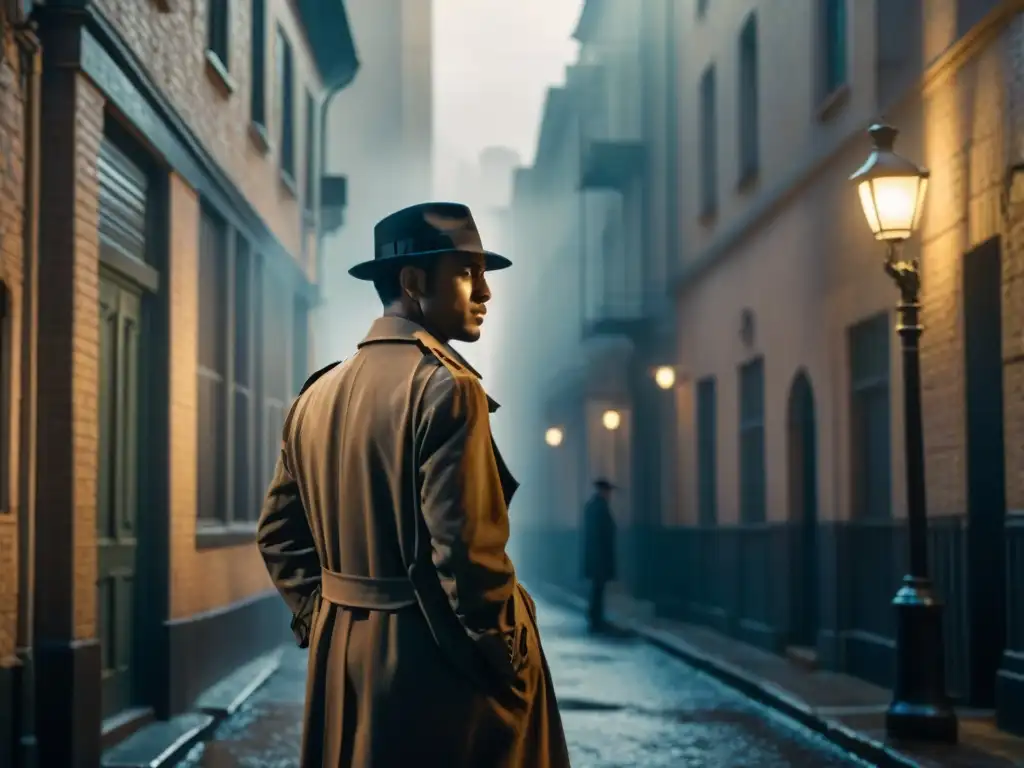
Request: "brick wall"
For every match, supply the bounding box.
[0,29,24,663]
[1006,196,1024,511]
[167,174,271,620]
[92,0,321,260]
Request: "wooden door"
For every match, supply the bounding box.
[97,273,143,718]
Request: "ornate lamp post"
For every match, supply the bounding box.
[849,123,958,743]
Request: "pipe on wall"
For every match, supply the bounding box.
[13,17,41,768]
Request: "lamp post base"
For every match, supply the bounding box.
[885,576,959,744]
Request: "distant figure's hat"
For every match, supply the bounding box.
[348,201,513,281]
[594,478,617,491]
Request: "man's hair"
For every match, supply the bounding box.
[373,261,437,305]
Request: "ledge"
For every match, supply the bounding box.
[279,168,298,198]
[195,522,257,550]
[248,121,271,156]
[816,83,850,123]
[204,50,236,99]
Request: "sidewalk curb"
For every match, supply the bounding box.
[101,646,285,768]
[537,582,920,768]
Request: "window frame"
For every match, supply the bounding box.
[848,312,892,520]
[738,356,767,525]
[698,63,718,219]
[696,376,718,526]
[276,25,296,186]
[737,12,759,185]
[195,207,265,546]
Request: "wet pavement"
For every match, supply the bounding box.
[175,595,873,767]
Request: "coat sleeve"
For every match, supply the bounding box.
[416,369,519,683]
[256,448,322,648]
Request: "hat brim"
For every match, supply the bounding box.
[348,249,512,281]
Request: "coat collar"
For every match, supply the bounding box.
[358,315,500,411]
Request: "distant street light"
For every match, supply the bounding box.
[601,409,621,431]
[850,123,957,744]
[545,427,564,447]
[654,366,676,390]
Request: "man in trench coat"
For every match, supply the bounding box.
[581,479,617,632]
[256,202,571,767]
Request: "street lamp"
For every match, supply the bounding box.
[850,123,957,743]
[545,427,564,447]
[653,366,676,390]
[601,409,621,431]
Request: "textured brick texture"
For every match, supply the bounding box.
[0,30,24,663]
[167,175,271,621]
[92,0,321,261]
[36,68,104,642]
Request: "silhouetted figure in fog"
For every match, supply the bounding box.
[256,202,570,768]
[582,478,618,632]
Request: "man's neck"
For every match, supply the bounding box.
[382,308,449,345]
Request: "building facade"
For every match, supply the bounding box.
[0,2,39,763]
[518,0,1024,739]
[0,0,358,765]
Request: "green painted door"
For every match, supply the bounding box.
[97,272,142,719]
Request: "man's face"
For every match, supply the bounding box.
[417,252,491,343]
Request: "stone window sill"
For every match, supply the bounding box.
[249,121,271,156]
[196,521,257,550]
[280,168,299,198]
[816,83,850,123]
[205,50,237,99]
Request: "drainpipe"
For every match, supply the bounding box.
[13,17,42,768]
[315,84,345,306]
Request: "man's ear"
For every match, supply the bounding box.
[399,265,427,301]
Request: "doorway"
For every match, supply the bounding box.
[95,126,166,725]
[97,272,144,719]
[786,371,819,652]
[963,236,1007,707]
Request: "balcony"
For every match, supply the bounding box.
[579,138,645,191]
[320,174,347,233]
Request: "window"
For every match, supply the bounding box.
[303,90,317,212]
[699,64,717,217]
[276,27,295,180]
[738,13,759,183]
[197,208,228,523]
[197,210,261,527]
[696,377,717,526]
[261,270,290,490]
[232,237,259,523]
[250,0,267,126]
[849,313,891,519]
[207,0,229,66]
[739,357,766,524]
[821,0,847,96]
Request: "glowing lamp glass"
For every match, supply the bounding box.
[544,427,564,447]
[602,410,621,431]
[654,366,676,390]
[857,174,928,241]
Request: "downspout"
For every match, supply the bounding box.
[13,17,42,768]
[316,84,344,306]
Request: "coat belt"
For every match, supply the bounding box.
[320,568,418,611]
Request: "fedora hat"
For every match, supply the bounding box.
[348,201,513,281]
[594,478,617,491]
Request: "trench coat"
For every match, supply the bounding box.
[256,315,571,768]
[581,494,616,583]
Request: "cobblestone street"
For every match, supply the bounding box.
[175,595,871,767]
